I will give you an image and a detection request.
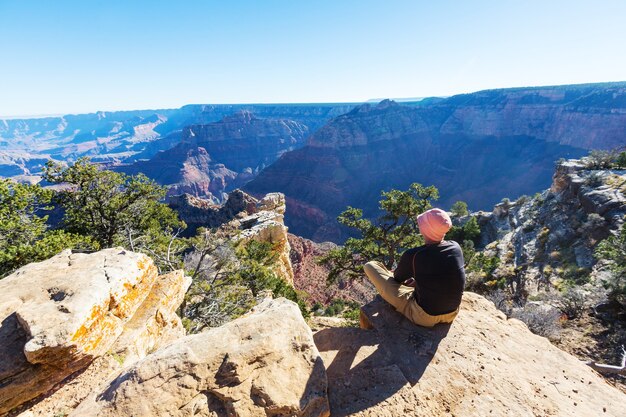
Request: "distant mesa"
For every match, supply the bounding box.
[118,111,311,203]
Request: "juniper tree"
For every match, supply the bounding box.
[318,183,438,283]
[0,179,94,277]
[43,158,186,272]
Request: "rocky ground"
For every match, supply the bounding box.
[310,293,626,417]
[5,250,625,417]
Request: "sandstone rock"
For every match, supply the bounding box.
[315,292,626,416]
[12,269,191,417]
[233,194,295,284]
[0,249,158,414]
[257,192,286,214]
[72,298,330,417]
[109,270,191,364]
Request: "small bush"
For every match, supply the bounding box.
[555,287,587,320]
[584,172,604,187]
[464,251,501,292]
[516,195,530,205]
[584,149,617,170]
[615,151,626,169]
[511,304,561,341]
[537,227,550,245]
[447,217,481,244]
[311,302,323,314]
[562,265,591,286]
[595,221,626,308]
[450,201,469,217]
[320,298,360,318]
[323,299,346,316]
[342,304,361,325]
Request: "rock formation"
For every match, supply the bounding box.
[475,158,626,294]
[168,189,258,236]
[72,298,329,417]
[0,249,190,415]
[312,292,626,416]
[246,83,626,241]
[228,193,295,285]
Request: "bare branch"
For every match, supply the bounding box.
[586,345,626,375]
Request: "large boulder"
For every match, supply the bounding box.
[0,249,157,414]
[313,292,626,416]
[109,270,191,364]
[72,298,330,417]
[15,270,192,417]
[0,249,191,416]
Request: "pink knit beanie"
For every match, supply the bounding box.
[416,208,452,242]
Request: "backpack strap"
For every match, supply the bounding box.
[412,252,420,304]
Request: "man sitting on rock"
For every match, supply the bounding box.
[364,208,465,327]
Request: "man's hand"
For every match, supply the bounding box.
[402,278,416,288]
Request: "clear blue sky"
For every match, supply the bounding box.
[1,0,625,117]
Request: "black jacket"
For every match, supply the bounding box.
[394,240,465,315]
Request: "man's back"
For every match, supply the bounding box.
[394,240,465,315]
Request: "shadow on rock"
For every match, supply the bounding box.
[313,296,451,416]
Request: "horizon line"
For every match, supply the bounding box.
[2,80,625,120]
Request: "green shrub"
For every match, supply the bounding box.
[615,151,626,169]
[450,201,469,217]
[561,265,591,286]
[584,149,617,170]
[43,158,186,273]
[584,172,604,187]
[182,235,310,332]
[0,179,97,278]
[448,217,481,245]
[556,288,587,320]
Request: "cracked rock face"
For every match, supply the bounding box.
[0,248,158,414]
[72,298,330,417]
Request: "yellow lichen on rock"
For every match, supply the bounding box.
[0,248,160,415]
